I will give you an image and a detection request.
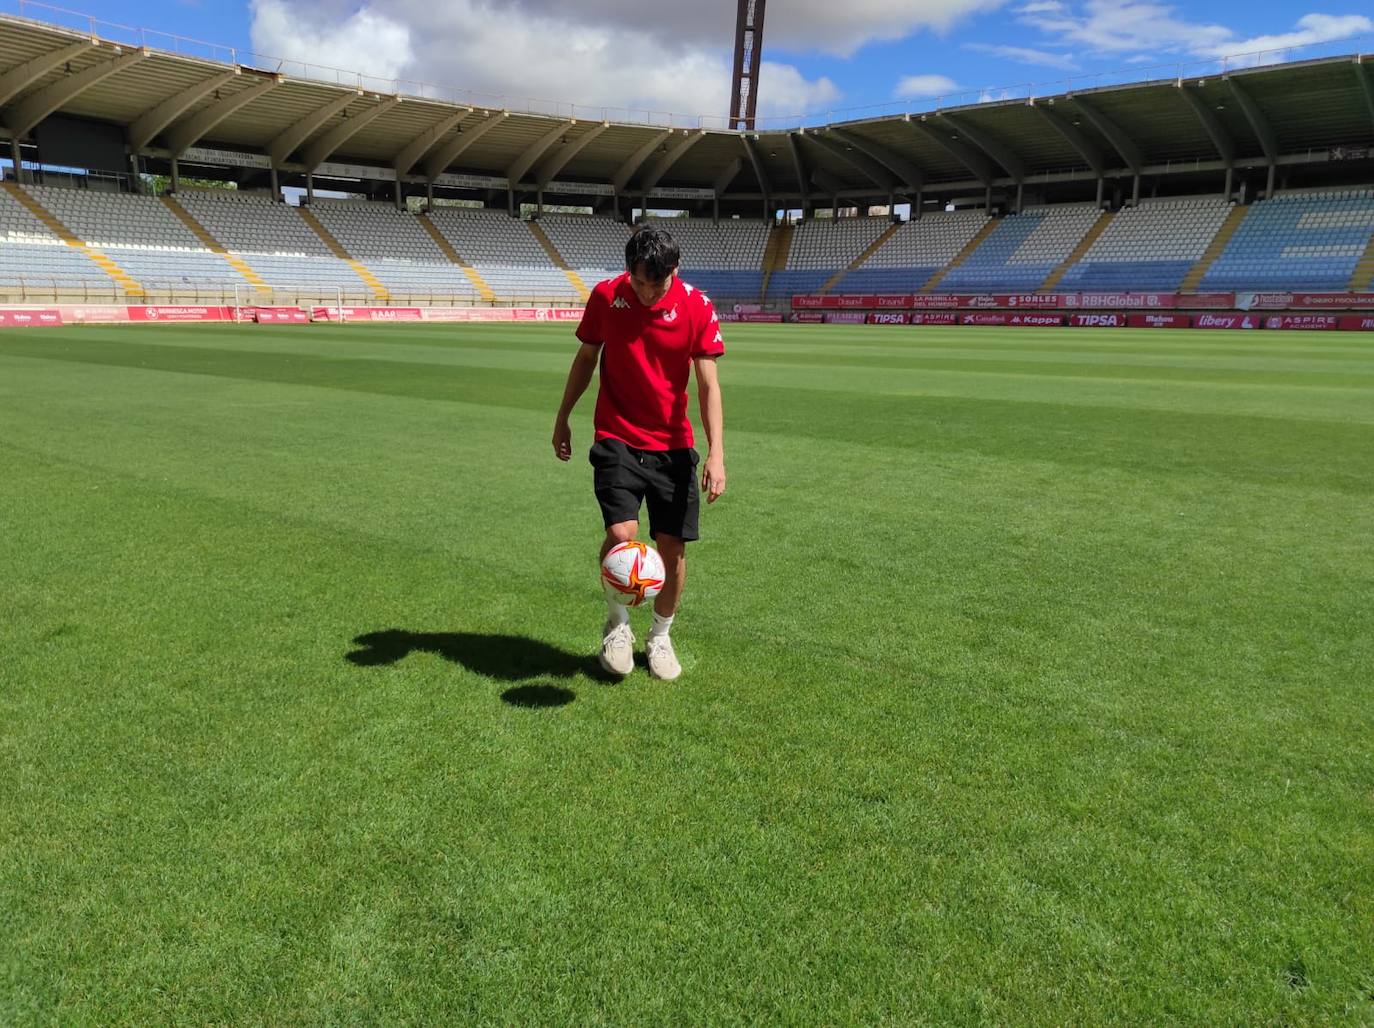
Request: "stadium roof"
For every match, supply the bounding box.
[2,10,1373,212]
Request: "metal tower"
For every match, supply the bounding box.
[729,0,766,131]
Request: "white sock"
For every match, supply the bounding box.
[606,598,630,627]
[649,611,674,640]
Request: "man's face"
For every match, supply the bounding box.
[628,264,674,308]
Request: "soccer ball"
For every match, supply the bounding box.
[601,540,666,607]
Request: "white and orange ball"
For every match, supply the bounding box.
[600,541,666,607]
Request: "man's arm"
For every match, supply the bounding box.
[553,342,601,461]
[694,356,726,502]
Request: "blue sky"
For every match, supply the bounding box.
[28,0,1374,125]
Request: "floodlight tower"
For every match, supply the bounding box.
[729,0,766,131]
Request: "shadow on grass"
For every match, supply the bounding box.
[346,630,613,700]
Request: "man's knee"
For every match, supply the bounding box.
[605,521,639,545]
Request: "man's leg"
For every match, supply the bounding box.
[652,534,686,618]
[642,449,698,683]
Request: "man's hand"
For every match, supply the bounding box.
[553,420,573,461]
[702,454,726,503]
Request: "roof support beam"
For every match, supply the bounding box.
[128,69,240,152]
[739,133,771,199]
[163,75,279,156]
[394,110,470,177]
[424,110,507,181]
[1071,97,1143,174]
[803,133,899,193]
[1030,102,1105,177]
[3,47,147,139]
[300,96,401,170]
[612,128,672,194]
[267,90,360,167]
[786,131,808,195]
[713,156,744,196]
[507,119,574,187]
[939,114,1025,182]
[636,130,706,196]
[826,127,925,189]
[1356,59,1374,137]
[0,39,97,110]
[1175,85,1235,165]
[1226,76,1277,163]
[534,122,608,189]
[811,168,846,196]
[906,118,995,185]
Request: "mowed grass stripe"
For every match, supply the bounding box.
[2,329,1373,492]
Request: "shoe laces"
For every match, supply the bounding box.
[646,634,674,659]
[605,622,634,647]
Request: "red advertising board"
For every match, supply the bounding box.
[0,307,63,327]
[792,294,825,309]
[1264,315,1340,331]
[866,312,910,325]
[127,305,234,322]
[740,312,785,323]
[825,312,867,324]
[1180,293,1236,309]
[1193,313,1262,330]
[1239,292,1374,310]
[1002,294,1063,309]
[908,312,960,325]
[965,312,1063,326]
[963,312,1011,325]
[1128,313,1192,328]
[1068,313,1128,328]
[254,307,309,324]
[1063,292,1178,309]
[1338,315,1374,330]
[791,312,825,323]
[911,295,963,308]
[873,294,914,309]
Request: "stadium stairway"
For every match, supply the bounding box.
[1179,204,1249,292]
[1350,231,1374,290]
[161,196,268,291]
[296,206,391,301]
[759,222,793,300]
[920,218,999,293]
[1,181,144,297]
[527,221,591,301]
[416,214,497,302]
[818,221,901,294]
[1040,210,1115,291]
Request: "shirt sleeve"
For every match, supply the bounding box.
[575,286,605,346]
[692,291,726,359]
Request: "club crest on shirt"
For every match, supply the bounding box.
[661,304,678,322]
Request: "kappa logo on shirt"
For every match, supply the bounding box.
[611,296,631,309]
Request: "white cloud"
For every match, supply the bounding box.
[1196,13,1374,59]
[1018,2,1373,62]
[894,74,961,98]
[250,0,841,121]
[965,42,1080,69]
[250,0,413,80]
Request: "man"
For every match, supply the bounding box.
[552,225,726,681]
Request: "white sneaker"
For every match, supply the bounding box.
[646,634,682,681]
[599,620,635,677]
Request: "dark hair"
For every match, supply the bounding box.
[625,225,680,280]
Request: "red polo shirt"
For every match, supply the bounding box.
[576,272,725,451]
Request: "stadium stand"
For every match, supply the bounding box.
[645,217,770,302]
[176,190,365,294]
[768,216,891,298]
[426,207,579,302]
[1200,191,1374,292]
[939,205,1103,293]
[305,199,479,299]
[1056,197,1233,292]
[829,210,990,294]
[25,184,239,290]
[534,214,629,288]
[0,183,131,291]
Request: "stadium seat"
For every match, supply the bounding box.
[831,209,989,293]
[940,205,1099,292]
[1200,190,1374,291]
[1058,196,1231,291]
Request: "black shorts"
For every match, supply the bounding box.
[589,438,701,542]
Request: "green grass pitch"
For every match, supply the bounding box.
[1,321,1371,1023]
